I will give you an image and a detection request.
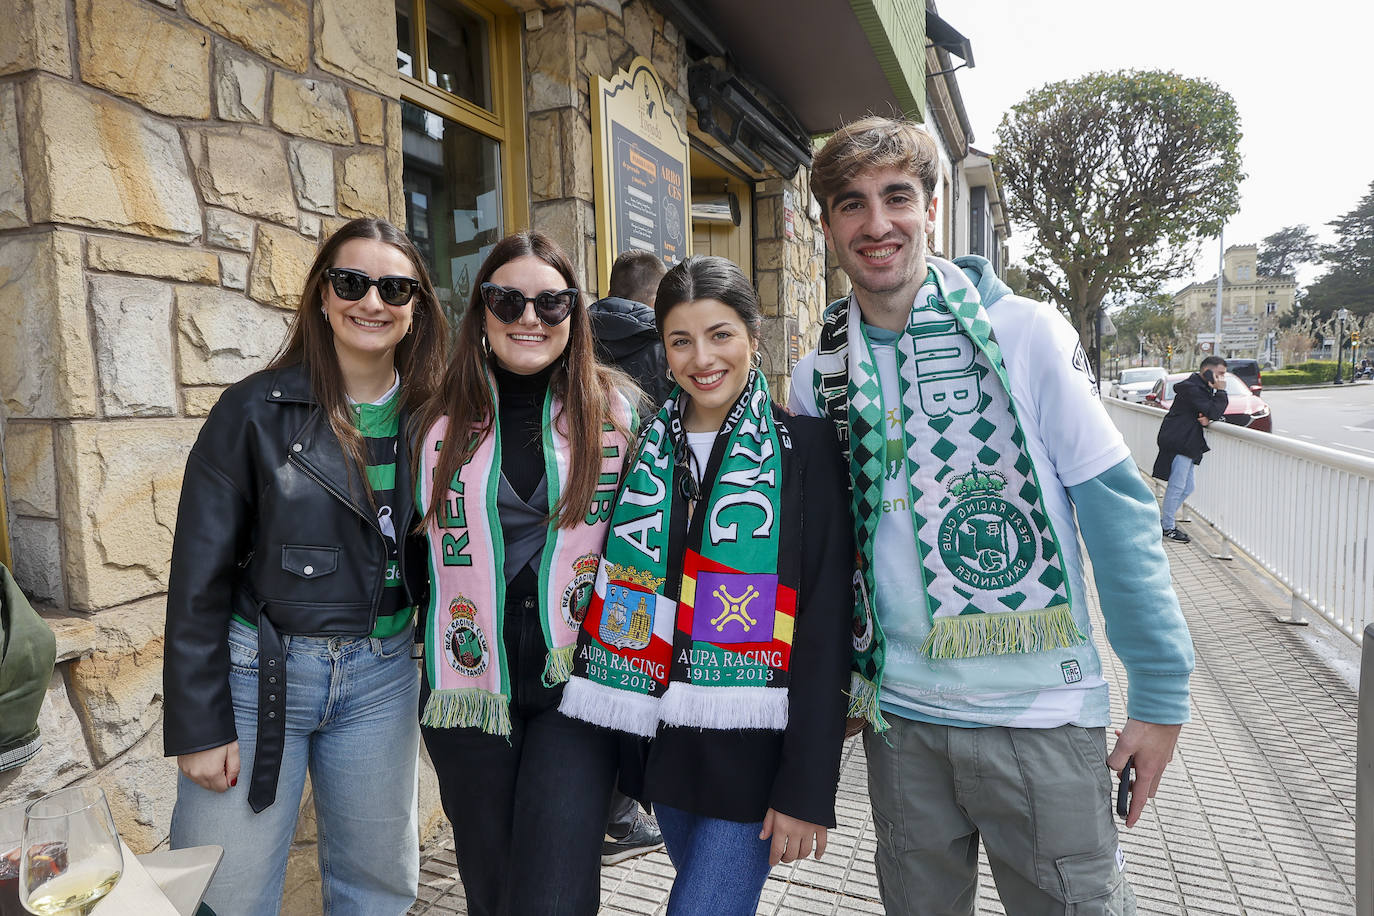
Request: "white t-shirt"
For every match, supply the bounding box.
[788,260,1130,728]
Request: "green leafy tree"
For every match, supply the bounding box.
[1110,294,1177,363]
[1003,262,1032,296]
[1257,224,1319,278]
[995,70,1244,351]
[1304,180,1374,318]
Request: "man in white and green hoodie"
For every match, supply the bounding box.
[789,116,1193,915]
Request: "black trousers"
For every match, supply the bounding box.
[421,595,618,916]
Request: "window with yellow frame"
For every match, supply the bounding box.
[395,0,528,327]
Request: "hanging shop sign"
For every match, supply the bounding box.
[592,57,690,291]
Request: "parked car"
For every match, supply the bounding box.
[1144,372,1272,432]
[1110,366,1168,403]
[1225,358,1262,394]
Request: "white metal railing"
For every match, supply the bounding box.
[1104,396,1374,643]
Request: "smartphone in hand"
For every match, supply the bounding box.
[1116,755,1134,819]
[1201,369,1214,385]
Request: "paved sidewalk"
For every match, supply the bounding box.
[408,514,1359,915]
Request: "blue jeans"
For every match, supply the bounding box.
[170,619,421,916]
[656,804,772,916]
[1160,453,1196,530]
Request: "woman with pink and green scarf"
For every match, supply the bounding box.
[414,231,636,915]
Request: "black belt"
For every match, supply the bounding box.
[248,616,287,813]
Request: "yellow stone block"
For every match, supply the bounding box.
[77,0,211,118]
[248,222,319,310]
[87,236,219,284]
[56,419,202,610]
[336,148,387,218]
[0,229,98,418]
[22,77,202,240]
[0,0,71,78]
[184,0,308,72]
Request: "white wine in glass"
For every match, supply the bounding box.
[20,787,122,916]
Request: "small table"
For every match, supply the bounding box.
[92,842,222,916]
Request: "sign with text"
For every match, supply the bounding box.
[592,57,690,294]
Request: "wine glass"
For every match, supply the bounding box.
[19,787,122,916]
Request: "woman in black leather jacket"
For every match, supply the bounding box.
[162,218,447,916]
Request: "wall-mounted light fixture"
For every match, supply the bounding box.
[688,63,811,179]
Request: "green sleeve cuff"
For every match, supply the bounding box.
[1124,670,1192,724]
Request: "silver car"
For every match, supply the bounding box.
[1110,366,1167,403]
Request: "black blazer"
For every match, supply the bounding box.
[162,364,426,757]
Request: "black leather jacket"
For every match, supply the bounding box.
[162,364,426,807]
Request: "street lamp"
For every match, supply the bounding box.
[1336,308,1350,385]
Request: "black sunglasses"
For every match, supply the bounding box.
[325,268,419,307]
[480,282,577,326]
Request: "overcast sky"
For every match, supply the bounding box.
[948,0,1374,289]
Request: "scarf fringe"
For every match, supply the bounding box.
[919,605,1085,660]
[658,684,789,731]
[541,644,576,687]
[560,677,660,738]
[420,687,512,736]
[846,672,890,733]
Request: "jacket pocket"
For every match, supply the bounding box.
[281,545,340,580]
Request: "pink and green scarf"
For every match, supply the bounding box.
[417,383,630,735]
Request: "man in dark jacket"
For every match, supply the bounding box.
[590,251,670,411]
[1152,356,1229,543]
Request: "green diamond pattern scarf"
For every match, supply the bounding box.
[815,269,1083,730]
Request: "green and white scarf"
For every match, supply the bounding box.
[814,269,1082,729]
[560,370,795,737]
[417,379,630,735]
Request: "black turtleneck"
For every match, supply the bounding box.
[492,361,556,597]
[492,361,555,504]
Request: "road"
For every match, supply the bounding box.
[1264,381,1374,457]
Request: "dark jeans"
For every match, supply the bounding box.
[421,595,618,916]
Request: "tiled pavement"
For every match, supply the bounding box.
[408,513,1360,915]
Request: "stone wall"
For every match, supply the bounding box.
[525,0,692,294]
[525,0,828,400]
[754,175,829,400]
[0,0,415,911]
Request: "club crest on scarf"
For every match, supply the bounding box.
[601,582,655,650]
[560,553,601,632]
[937,465,1036,591]
[443,597,489,677]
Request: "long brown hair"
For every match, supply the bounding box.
[269,217,449,491]
[416,230,632,532]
